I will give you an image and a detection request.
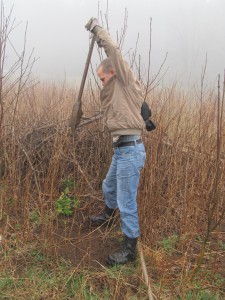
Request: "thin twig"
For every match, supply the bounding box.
[138,242,155,300]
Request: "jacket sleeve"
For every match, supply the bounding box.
[96,28,136,86]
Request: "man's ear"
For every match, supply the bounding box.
[110,69,115,75]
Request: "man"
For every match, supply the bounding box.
[85,18,146,266]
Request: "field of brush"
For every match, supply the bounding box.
[0,78,224,299]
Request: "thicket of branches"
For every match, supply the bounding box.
[0,2,224,299]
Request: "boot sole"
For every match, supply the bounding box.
[106,255,136,267]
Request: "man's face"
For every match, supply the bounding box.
[97,66,115,87]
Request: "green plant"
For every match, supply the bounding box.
[159,234,179,253]
[219,241,225,251]
[66,273,108,299]
[0,272,26,296]
[56,187,79,216]
[15,223,21,230]
[56,193,79,216]
[29,249,44,262]
[56,178,79,216]
[60,178,75,192]
[29,210,40,224]
[195,235,204,242]
[183,289,219,300]
[212,273,225,287]
[0,274,13,291]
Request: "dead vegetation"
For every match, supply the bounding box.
[0,76,224,299]
[0,3,225,299]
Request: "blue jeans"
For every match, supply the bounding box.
[102,140,146,238]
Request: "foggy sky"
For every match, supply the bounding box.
[4,0,225,88]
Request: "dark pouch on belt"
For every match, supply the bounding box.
[145,119,156,131]
[141,102,156,132]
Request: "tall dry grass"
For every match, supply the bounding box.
[0,4,224,298]
[1,76,224,239]
[0,74,224,298]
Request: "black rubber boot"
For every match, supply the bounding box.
[89,205,116,226]
[107,236,137,266]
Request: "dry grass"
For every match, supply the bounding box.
[0,79,224,299]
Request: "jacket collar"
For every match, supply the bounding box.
[102,74,116,89]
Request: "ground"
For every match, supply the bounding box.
[1,198,225,299]
[51,213,122,269]
[32,201,123,270]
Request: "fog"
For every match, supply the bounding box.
[4,0,225,88]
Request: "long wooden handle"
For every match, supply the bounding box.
[70,35,96,132]
[77,35,96,105]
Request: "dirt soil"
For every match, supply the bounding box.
[50,209,122,269]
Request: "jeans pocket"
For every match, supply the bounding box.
[118,146,134,156]
[137,145,146,170]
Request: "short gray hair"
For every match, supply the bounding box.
[98,58,114,74]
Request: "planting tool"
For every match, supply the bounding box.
[70,35,96,132]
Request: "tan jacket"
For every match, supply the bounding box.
[96,28,145,137]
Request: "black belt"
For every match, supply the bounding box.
[113,139,142,148]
